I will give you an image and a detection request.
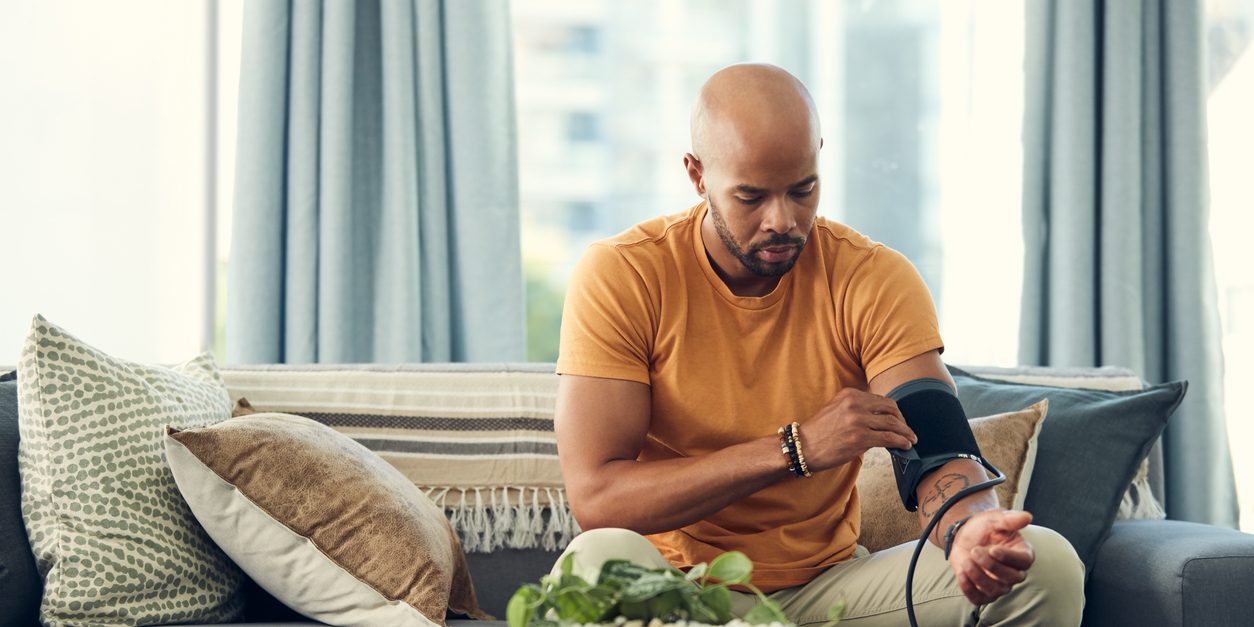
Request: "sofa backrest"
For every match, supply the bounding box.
[957,364,1162,500]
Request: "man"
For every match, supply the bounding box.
[553,63,1083,625]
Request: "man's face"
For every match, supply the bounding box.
[701,150,821,278]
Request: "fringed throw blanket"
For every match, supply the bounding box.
[221,365,578,553]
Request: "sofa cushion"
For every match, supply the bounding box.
[958,364,1165,521]
[948,366,1185,574]
[220,364,573,554]
[1,374,42,627]
[1085,520,1254,627]
[857,400,1047,553]
[166,411,490,626]
[16,315,243,626]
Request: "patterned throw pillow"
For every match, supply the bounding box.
[166,411,489,626]
[16,316,243,626]
[856,401,1048,553]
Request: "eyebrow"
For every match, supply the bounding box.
[734,175,819,195]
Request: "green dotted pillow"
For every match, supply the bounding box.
[17,316,244,626]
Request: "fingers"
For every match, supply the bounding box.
[808,389,918,464]
[857,396,916,445]
[994,509,1033,531]
[957,546,1024,605]
[989,544,1034,571]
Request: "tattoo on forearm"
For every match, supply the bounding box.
[919,473,971,518]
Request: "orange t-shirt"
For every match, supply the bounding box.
[555,201,944,592]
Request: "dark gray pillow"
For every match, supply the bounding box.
[948,366,1185,574]
[2,375,42,626]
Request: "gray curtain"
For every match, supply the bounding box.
[1021,0,1236,526]
[227,0,524,364]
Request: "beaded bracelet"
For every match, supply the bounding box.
[790,421,812,477]
[767,426,797,474]
[777,423,812,478]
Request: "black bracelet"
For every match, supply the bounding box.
[943,515,974,560]
[778,424,805,477]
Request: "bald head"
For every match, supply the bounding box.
[690,63,821,169]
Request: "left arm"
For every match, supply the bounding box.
[868,350,1034,605]
[866,351,998,546]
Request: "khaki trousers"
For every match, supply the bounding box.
[551,526,1084,626]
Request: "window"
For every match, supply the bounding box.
[513,0,1026,366]
[0,0,243,365]
[566,25,601,54]
[1205,0,1254,531]
[0,0,222,364]
[566,111,602,143]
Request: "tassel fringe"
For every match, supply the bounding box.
[1117,464,1168,520]
[424,486,582,553]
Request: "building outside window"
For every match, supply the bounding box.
[512,0,1026,370]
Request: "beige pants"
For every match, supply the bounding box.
[551,526,1084,626]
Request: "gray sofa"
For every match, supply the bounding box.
[3,364,1254,627]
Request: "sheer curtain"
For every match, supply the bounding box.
[1020,0,1236,526]
[227,0,524,364]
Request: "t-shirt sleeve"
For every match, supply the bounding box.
[842,245,945,382]
[555,243,655,385]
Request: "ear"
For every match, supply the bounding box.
[683,153,706,196]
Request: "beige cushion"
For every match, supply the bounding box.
[165,411,489,627]
[856,400,1048,553]
[220,367,572,553]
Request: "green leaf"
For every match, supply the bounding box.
[586,586,620,623]
[560,552,575,578]
[828,600,846,621]
[685,562,708,582]
[554,588,603,623]
[618,599,650,620]
[708,551,754,585]
[599,559,652,589]
[620,572,688,603]
[645,589,685,620]
[743,599,789,625]
[507,584,543,627]
[697,584,733,623]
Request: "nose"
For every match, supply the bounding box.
[760,197,798,235]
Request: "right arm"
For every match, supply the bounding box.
[555,374,917,534]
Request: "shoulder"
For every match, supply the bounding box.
[810,217,916,276]
[596,207,696,253]
[576,206,698,275]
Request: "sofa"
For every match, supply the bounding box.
[4,360,1254,627]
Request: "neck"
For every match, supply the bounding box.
[700,213,781,297]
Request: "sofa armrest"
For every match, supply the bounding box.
[1084,520,1254,627]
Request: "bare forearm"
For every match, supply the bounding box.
[571,435,792,534]
[916,458,1000,547]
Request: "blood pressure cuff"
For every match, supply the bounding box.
[885,377,986,512]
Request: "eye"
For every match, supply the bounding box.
[736,196,764,206]
[790,187,815,199]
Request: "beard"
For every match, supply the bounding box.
[708,197,807,278]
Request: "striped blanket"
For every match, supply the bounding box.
[220,364,577,553]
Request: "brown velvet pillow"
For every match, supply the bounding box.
[165,412,490,626]
[856,400,1048,553]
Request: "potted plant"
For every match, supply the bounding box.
[507,551,845,627]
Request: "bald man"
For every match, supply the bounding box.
[552,64,1083,625]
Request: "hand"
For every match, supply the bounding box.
[947,509,1035,605]
[798,388,917,472]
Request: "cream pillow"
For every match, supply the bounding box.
[856,400,1048,553]
[165,411,489,627]
[16,315,243,626]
